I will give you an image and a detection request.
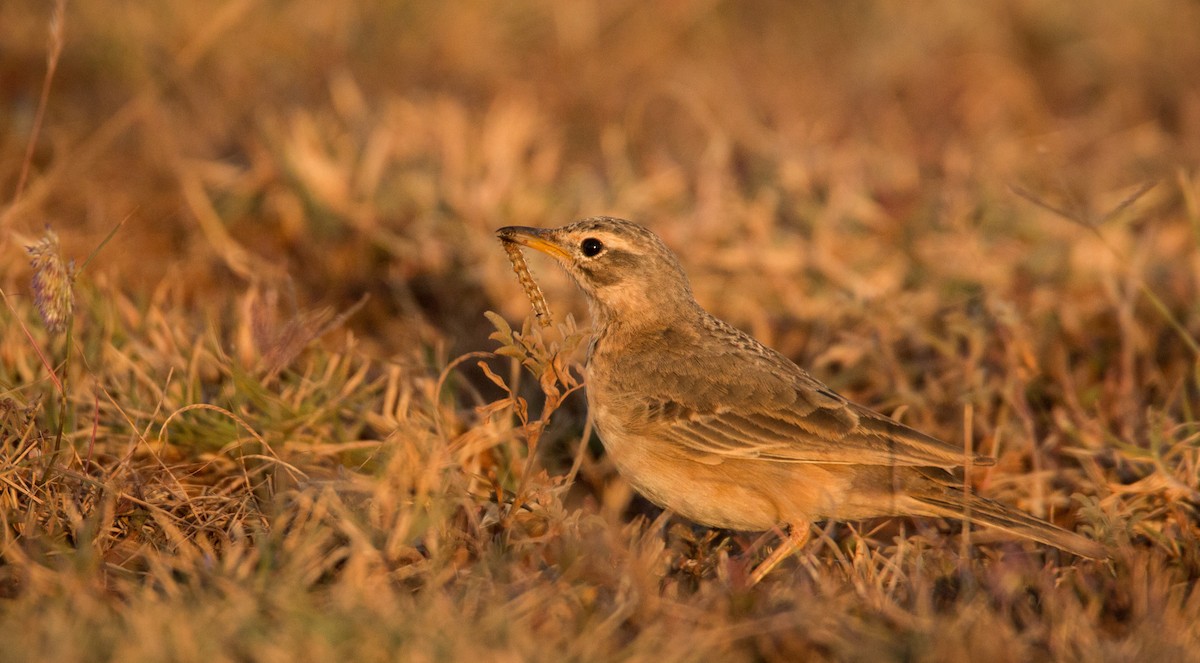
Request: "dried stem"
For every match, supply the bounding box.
[12,0,66,205]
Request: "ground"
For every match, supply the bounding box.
[1,1,1199,661]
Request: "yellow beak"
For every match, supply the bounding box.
[496,226,572,261]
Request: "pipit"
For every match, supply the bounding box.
[497,217,1107,582]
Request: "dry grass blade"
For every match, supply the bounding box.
[1101,181,1158,224]
[11,0,65,205]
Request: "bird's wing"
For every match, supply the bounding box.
[611,316,991,469]
[638,361,992,469]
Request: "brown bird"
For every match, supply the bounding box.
[497,217,1106,582]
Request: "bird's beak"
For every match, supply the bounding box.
[496,226,572,261]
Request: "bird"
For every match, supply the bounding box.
[496,217,1107,582]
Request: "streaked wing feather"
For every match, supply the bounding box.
[660,388,993,468]
[631,318,993,468]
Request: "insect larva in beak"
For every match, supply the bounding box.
[502,241,553,327]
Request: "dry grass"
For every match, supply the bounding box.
[2,1,1199,660]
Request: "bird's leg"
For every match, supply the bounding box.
[749,523,811,585]
[719,531,769,587]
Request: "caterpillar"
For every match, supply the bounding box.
[502,240,553,327]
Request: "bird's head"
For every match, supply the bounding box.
[497,217,699,328]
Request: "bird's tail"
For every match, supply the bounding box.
[912,488,1108,559]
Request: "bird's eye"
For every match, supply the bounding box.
[580,237,604,257]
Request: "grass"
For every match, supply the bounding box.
[2,0,1200,660]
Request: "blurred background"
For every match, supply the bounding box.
[0,0,1196,471]
[3,0,1196,362]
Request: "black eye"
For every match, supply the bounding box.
[580,237,604,257]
